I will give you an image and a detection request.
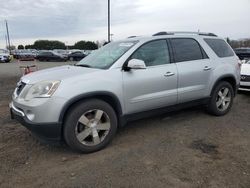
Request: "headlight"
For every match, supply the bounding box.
[24,80,60,101]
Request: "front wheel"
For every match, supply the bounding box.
[63,99,118,153]
[207,81,234,116]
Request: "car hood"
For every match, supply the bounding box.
[241,64,250,75]
[21,65,100,84]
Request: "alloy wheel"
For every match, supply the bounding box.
[75,109,111,146]
[216,87,231,111]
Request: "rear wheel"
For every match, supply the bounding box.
[64,99,118,153]
[69,57,74,61]
[207,81,234,116]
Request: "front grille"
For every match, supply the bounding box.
[16,82,26,95]
[240,75,250,82]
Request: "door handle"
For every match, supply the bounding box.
[203,66,212,71]
[164,72,175,77]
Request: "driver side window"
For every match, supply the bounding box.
[130,40,170,67]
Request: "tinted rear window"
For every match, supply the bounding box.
[204,38,234,58]
[171,38,204,62]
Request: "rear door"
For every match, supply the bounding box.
[122,40,178,114]
[170,38,213,103]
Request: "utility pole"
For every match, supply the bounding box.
[108,0,111,43]
[5,20,11,54]
[5,35,8,49]
[110,34,114,41]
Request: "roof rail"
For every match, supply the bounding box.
[127,36,137,38]
[152,31,217,37]
[152,32,172,36]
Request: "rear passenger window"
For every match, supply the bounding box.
[204,38,234,58]
[171,38,204,62]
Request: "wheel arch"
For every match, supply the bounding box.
[211,74,237,97]
[59,91,123,126]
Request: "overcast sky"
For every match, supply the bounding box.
[0,0,249,48]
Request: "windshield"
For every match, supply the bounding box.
[76,41,138,69]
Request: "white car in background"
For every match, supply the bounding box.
[239,60,250,91]
[0,49,11,63]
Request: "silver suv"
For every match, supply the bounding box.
[10,32,241,153]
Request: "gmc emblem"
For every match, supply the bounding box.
[241,76,246,80]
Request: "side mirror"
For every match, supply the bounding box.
[127,59,146,70]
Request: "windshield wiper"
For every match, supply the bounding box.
[74,64,92,68]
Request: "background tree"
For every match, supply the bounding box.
[85,41,98,50]
[23,40,99,50]
[17,45,24,49]
[25,44,34,49]
[33,40,66,50]
[227,38,250,49]
[73,41,98,50]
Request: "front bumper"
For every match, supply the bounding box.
[239,81,250,91]
[10,102,62,142]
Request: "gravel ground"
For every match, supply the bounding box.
[0,62,250,188]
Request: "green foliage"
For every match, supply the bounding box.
[227,38,250,49]
[73,41,98,50]
[33,40,66,50]
[24,40,98,50]
[17,45,24,49]
[25,44,33,49]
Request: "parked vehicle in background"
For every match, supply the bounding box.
[36,51,67,62]
[83,50,93,55]
[68,51,86,61]
[53,49,69,58]
[10,31,240,153]
[18,50,36,61]
[0,49,11,63]
[234,48,250,60]
[12,49,37,60]
[239,60,250,91]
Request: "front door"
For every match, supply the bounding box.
[122,40,178,114]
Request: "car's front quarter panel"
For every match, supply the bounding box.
[54,68,124,118]
[11,68,124,125]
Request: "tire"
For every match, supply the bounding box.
[69,57,74,61]
[207,81,234,116]
[63,99,118,153]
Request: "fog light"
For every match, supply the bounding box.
[26,110,35,121]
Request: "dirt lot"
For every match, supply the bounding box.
[0,62,250,188]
